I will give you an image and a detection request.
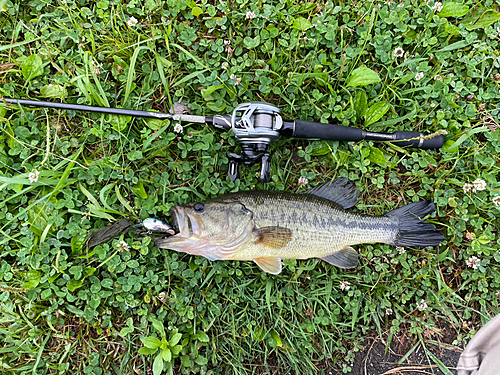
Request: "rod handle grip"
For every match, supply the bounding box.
[293,120,365,141]
[393,131,445,149]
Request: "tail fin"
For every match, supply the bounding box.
[386,201,444,247]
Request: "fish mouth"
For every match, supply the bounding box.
[170,207,180,233]
[170,206,203,238]
[161,206,210,256]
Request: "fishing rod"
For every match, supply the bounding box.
[1,98,444,183]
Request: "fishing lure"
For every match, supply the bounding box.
[134,218,176,235]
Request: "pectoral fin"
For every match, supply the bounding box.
[319,246,358,269]
[254,226,292,249]
[254,257,282,274]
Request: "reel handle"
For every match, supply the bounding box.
[259,154,271,184]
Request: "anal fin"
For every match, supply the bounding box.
[253,257,282,274]
[319,246,358,269]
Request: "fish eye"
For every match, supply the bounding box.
[194,203,205,212]
[153,219,157,223]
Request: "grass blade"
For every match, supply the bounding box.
[0,37,41,52]
[114,185,134,214]
[424,347,455,375]
[123,46,153,104]
[446,126,489,151]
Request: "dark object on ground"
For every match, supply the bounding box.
[332,334,462,375]
[85,219,133,248]
[457,314,500,375]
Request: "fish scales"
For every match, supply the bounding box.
[154,178,445,274]
[225,191,398,260]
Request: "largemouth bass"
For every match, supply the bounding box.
[155,178,444,274]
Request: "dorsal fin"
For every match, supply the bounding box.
[254,226,292,249]
[303,177,359,209]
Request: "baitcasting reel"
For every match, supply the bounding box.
[228,102,283,183]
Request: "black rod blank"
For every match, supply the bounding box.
[2,97,172,119]
[1,97,208,124]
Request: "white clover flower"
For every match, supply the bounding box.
[432,2,443,12]
[394,47,405,58]
[417,299,428,311]
[91,60,101,75]
[28,170,40,183]
[339,281,351,291]
[298,177,308,186]
[434,74,443,81]
[415,72,424,81]
[386,308,393,315]
[466,256,481,269]
[230,73,241,85]
[463,183,473,193]
[127,16,138,27]
[174,123,183,134]
[117,240,129,252]
[472,178,487,192]
[493,196,500,207]
[398,3,404,8]
[223,40,233,53]
[158,292,166,300]
[396,246,406,254]
[246,11,256,20]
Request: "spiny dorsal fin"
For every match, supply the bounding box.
[303,177,359,209]
[254,226,292,249]
[319,246,358,269]
[254,257,282,274]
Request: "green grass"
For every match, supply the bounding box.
[1,0,500,373]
